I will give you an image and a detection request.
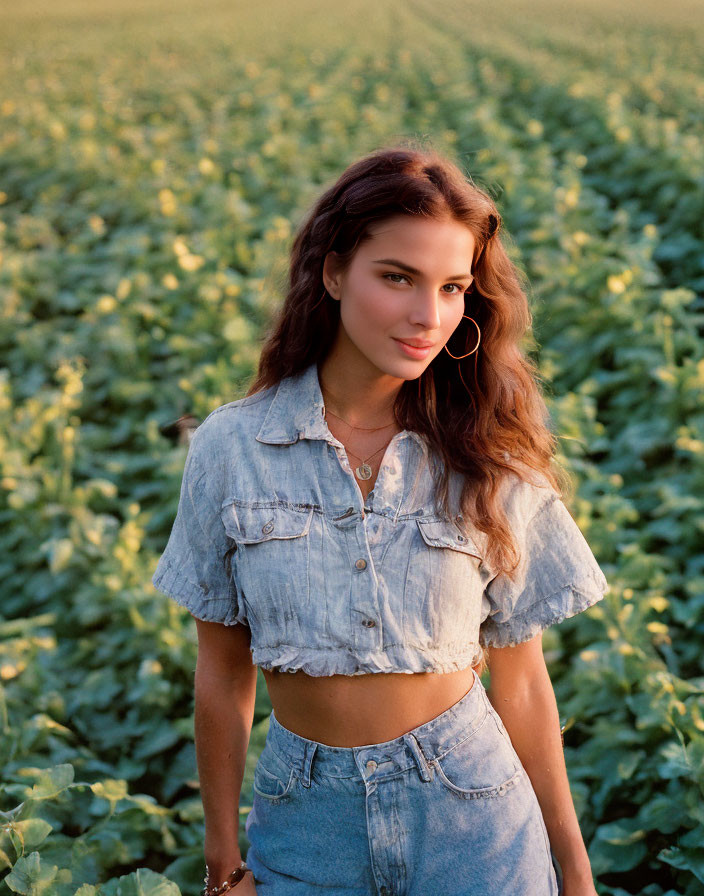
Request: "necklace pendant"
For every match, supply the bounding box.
[356,463,373,480]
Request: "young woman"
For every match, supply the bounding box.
[152,145,609,896]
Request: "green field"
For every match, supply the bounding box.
[1,0,703,893]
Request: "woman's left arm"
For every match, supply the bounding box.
[485,634,598,896]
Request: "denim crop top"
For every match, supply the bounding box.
[151,361,609,675]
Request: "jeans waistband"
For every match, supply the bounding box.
[265,667,488,787]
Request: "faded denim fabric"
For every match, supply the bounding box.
[152,361,609,674]
[244,667,563,895]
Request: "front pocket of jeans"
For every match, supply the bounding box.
[483,698,524,767]
[486,698,514,743]
[252,746,297,802]
[432,711,523,800]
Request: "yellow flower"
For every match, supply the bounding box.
[116,278,131,300]
[159,188,177,216]
[607,275,626,294]
[564,187,579,208]
[96,295,117,313]
[1,663,22,681]
[178,253,205,272]
[88,215,105,235]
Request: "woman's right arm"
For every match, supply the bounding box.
[193,617,258,889]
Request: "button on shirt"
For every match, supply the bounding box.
[151,361,610,676]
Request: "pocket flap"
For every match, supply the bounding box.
[417,518,483,560]
[221,502,314,543]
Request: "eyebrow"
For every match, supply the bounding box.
[372,258,473,281]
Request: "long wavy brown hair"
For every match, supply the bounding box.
[246,141,571,601]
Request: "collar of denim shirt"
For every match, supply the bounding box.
[254,361,436,519]
[255,360,427,453]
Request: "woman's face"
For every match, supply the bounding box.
[322,214,476,381]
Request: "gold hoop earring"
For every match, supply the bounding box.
[443,315,481,359]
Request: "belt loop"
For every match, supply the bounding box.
[301,741,318,788]
[404,732,433,783]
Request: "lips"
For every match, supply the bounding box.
[394,338,435,348]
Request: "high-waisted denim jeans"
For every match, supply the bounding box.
[245,668,564,895]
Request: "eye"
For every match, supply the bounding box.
[383,273,467,294]
[384,272,410,285]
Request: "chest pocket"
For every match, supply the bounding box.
[416,518,483,559]
[226,502,315,543]
[403,517,486,650]
[220,501,316,638]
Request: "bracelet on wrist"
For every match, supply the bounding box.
[202,860,249,895]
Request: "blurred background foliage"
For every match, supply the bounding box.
[1,0,703,893]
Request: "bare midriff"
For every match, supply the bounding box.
[261,665,479,747]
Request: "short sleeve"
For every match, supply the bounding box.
[151,416,248,627]
[479,480,608,648]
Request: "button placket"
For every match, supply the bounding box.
[350,513,381,648]
[353,554,377,629]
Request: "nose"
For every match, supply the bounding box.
[408,289,442,330]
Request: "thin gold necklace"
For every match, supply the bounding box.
[324,408,398,481]
[324,408,397,433]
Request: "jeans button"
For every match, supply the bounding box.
[365,759,377,773]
